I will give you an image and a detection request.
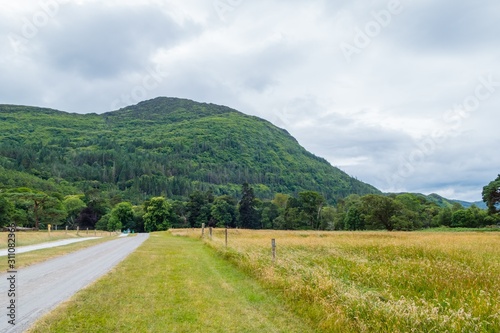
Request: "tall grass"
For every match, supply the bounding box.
[172,229,500,333]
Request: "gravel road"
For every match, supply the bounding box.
[0,233,149,333]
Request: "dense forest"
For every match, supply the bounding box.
[0,97,378,203]
[0,98,498,231]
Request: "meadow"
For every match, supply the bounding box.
[28,232,314,333]
[0,230,118,271]
[172,229,500,333]
[0,229,112,249]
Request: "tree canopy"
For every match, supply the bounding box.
[483,175,500,215]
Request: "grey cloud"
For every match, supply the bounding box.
[386,1,500,52]
[1,0,498,201]
[34,3,200,79]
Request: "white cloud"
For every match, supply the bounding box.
[1,0,499,201]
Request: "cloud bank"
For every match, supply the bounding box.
[1,0,499,201]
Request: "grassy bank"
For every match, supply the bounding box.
[0,230,112,249]
[28,232,314,333]
[0,233,118,271]
[172,229,500,333]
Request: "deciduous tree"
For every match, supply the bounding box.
[144,197,172,232]
[482,175,500,215]
[108,202,134,231]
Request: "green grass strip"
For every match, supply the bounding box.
[28,232,315,333]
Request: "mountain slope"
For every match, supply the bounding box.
[0,97,379,203]
[426,193,487,209]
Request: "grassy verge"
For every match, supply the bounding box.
[0,235,117,271]
[0,230,112,249]
[421,226,500,232]
[28,232,314,333]
[172,229,500,333]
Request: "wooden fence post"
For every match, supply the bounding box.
[201,223,205,238]
[209,227,213,240]
[86,228,89,235]
[76,226,79,235]
[272,239,276,263]
[65,225,68,234]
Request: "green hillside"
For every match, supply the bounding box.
[0,97,379,203]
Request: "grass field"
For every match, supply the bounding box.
[172,229,500,333]
[28,232,315,333]
[0,230,112,249]
[0,230,119,271]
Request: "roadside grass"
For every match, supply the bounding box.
[172,229,500,333]
[421,226,500,232]
[0,235,117,271]
[28,232,315,333]
[0,230,112,249]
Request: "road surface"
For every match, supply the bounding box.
[0,233,149,333]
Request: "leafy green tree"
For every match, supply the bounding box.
[344,205,364,230]
[298,191,325,229]
[41,198,67,228]
[6,188,66,229]
[319,206,336,230]
[279,196,301,230]
[279,207,301,230]
[187,191,213,228]
[484,214,500,226]
[238,183,260,229]
[11,201,31,227]
[273,214,286,230]
[435,207,453,227]
[451,209,469,228]
[132,205,145,232]
[108,202,134,231]
[482,175,500,215]
[360,194,398,231]
[334,194,361,230]
[390,206,420,231]
[260,201,280,229]
[272,193,289,211]
[62,195,86,228]
[77,189,110,229]
[0,195,14,228]
[467,205,486,228]
[95,214,110,231]
[144,197,172,232]
[107,216,122,231]
[171,200,188,228]
[211,195,238,227]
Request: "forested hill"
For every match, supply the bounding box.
[0,97,379,203]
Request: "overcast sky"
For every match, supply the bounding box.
[1,0,499,201]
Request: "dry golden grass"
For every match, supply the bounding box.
[0,236,117,271]
[172,229,500,333]
[28,232,314,333]
[0,230,118,271]
[0,229,111,249]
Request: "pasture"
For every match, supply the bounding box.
[173,229,500,332]
[0,229,111,249]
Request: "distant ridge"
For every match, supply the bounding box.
[397,193,487,209]
[0,97,380,203]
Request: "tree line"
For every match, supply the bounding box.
[2,180,499,232]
